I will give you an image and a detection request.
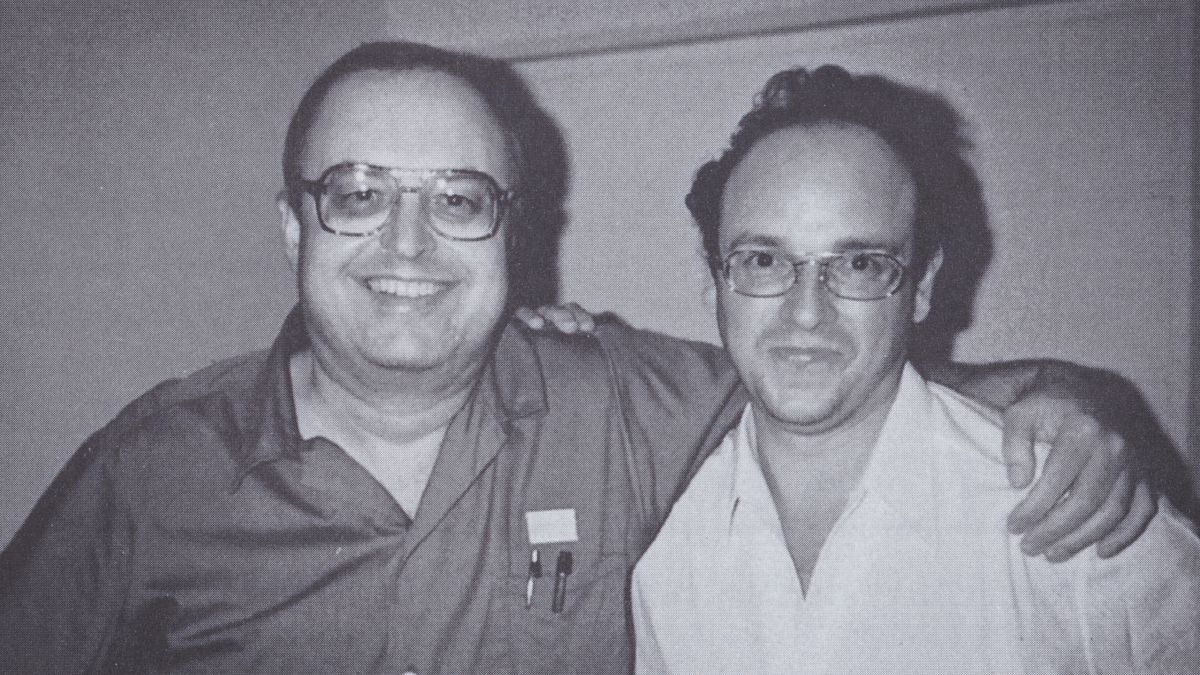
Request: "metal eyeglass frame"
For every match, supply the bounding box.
[717,249,909,300]
[299,162,517,241]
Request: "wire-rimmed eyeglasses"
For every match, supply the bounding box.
[717,248,908,300]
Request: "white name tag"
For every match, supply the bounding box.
[525,509,578,545]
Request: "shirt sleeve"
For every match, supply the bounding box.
[631,565,673,675]
[0,435,136,674]
[589,318,744,528]
[1078,499,1200,673]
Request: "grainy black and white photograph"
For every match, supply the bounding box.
[1,0,1196,672]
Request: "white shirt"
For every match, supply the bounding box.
[632,364,1200,674]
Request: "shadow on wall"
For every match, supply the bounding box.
[1090,369,1198,521]
[907,136,992,368]
[502,70,570,312]
[903,95,1195,520]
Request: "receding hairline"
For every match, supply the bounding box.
[739,121,911,170]
[724,121,918,216]
[295,67,521,184]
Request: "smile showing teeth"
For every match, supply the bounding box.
[365,278,443,298]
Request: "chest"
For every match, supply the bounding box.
[343,429,444,517]
[772,489,854,595]
[689,496,1067,675]
[762,456,867,596]
[122,397,647,675]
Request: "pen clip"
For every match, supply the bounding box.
[525,548,542,609]
[551,550,573,613]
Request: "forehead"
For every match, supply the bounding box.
[303,69,516,185]
[719,123,916,254]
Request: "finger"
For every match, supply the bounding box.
[564,303,596,333]
[999,401,1041,489]
[514,307,546,329]
[1007,416,1101,533]
[1095,481,1157,558]
[535,306,581,334]
[1040,468,1133,562]
[1017,438,1117,555]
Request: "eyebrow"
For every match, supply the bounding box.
[727,233,785,250]
[829,238,904,256]
[727,234,904,257]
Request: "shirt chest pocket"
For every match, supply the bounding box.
[497,548,632,675]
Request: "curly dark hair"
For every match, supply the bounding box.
[686,65,975,278]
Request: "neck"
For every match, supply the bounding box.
[748,372,908,596]
[291,349,477,446]
[753,380,900,500]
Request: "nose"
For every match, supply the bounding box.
[377,194,435,257]
[780,263,835,329]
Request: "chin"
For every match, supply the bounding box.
[761,387,849,429]
[360,342,453,371]
[364,354,441,371]
[771,404,842,429]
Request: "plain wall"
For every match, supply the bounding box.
[0,0,1194,547]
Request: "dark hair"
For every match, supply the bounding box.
[282,41,568,307]
[284,42,554,242]
[686,65,974,277]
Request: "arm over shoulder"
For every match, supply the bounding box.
[589,318,744,526]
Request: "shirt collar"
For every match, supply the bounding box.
[230,304,307,483]
[487,322,549,422]
[230,306,548,486]
[727,402,760,518]
[724,364,946,544]
[854,363,946,545]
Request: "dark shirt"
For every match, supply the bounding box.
[0,307,744,674]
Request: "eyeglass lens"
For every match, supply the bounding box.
[724,250,904,299]
[319,167,500,240]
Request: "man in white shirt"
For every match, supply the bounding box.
[631,65,1200,674]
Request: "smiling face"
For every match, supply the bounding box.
[281,68,513,390]
[716,123,939,436]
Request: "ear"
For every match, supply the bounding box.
[912,247,943,324]
[702,275,718,311]
[277,190,301,272]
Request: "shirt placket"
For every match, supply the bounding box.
[384,382,512,674]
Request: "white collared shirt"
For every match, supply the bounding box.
[632,364,1200,674]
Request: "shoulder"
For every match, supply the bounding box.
[923,379,1020,489]
[640,430,737,557]
[666,427,739,515]
[1087,499,1200,592]
[1040,500,1200,669]
[100,350,270,435]
[590,314,730,371]
[84,348,273,475]
[589,316,739,403]
[13,348,275,541]
[500,315,739,399]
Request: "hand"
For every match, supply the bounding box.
[514,303,597,335]
[1001,391,1156,562]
